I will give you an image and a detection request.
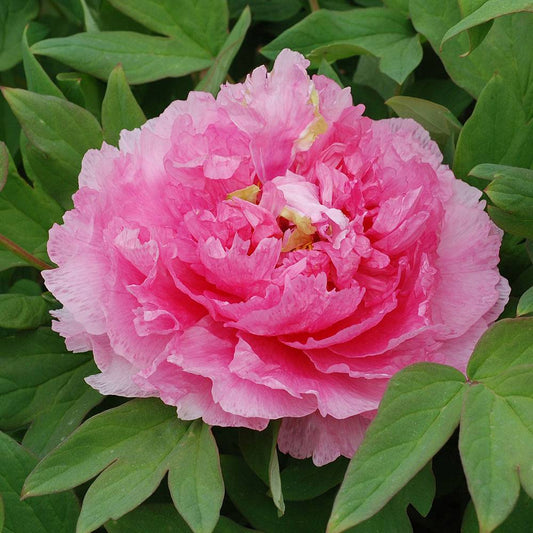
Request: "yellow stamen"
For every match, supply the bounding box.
[227,184,260,204]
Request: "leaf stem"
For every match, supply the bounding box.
[0,233,53,270]
[309,0,320,12]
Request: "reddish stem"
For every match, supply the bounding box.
[0,233,53,270]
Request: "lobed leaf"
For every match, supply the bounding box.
[327,363,465,532]
[261,8,422,84]
[0,431,79,533]
[0,327,102,457]
[442,0,533,48]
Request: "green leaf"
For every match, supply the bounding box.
[2,88,103,208]
[168,420,224,533]
[410,4,533,99]
[0,0,39,71]
[80,0,100,32]
[22,399,210,533]
[442,0,533,47]
[228,0,302,22]
[466,318,533,383]
[281,458,348,502]
[108,0,229,57]
[196,6,251,96]
[352,55,398,100]
[317,59,343,87]
[385,95,461,149]
[102,64,146,145]
[517,287,533,316]
[454,75,533,185]
[346,463,435,532]
[222,455,335,533]
[105,503,192,533]
[327,363,465,533]
[459,318,533,532]
[32,32,213,85]
[0,494,4,531]
[403,78,473,118]
[383,0,408,15]
[0,141,62,270]
[22,25,65,99]
[0,327,102,457]
[0,431,79,533]
[56,71,104,121]
[240,422,284,515]
[462,490,533,533]
[261,8,422,84]
[0,294,52,329]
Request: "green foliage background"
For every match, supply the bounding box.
[0,1,532,532]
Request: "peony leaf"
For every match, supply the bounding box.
[56,71,104,121]
[31,31,213,85]
[196,6,251,96]
[102,64,146,146]
[22,24,65,99]
[0,431,79,533]
[0,328,102,457]
[461,490,533,533]
[23,399,223,533]
[442,0,533,48]
[0,0,38,71]
[280,457,348,502]
[0,294,52,329]
[385,95,461,150]
[107,0,229,57]
[221,455,335,533]
[517,287,533,317]
[1,88,103,209]
[410,3,533,100]
[466,318,533,380]
[346,463,435,532]
[454,74,533,185]
[261,8,422,84]
[0,141,62,271]
[228,0,302,22]
[240,422,285,515]
[459,318,533,532]
[327,363,465,533]
[167,420,224,533]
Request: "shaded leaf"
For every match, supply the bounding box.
[56,71,104,121]
[22,24,65,98]
[196,7,251,96]
[102,64,146,145]
[0,293,52,329]
[222,455,335,533]
[281,457,348,502]
[0,0,38,71]
[0,141,62,270]
[261,8,422,84]
[0,431,79,533]
[32,32,213,85]
[2,88,103,208]
[328,363,465,532]
[0,327,102,457]
[228,0,302,22]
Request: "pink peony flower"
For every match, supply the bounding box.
[44,50,509,465]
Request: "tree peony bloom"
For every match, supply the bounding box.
[44,50,509,465]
